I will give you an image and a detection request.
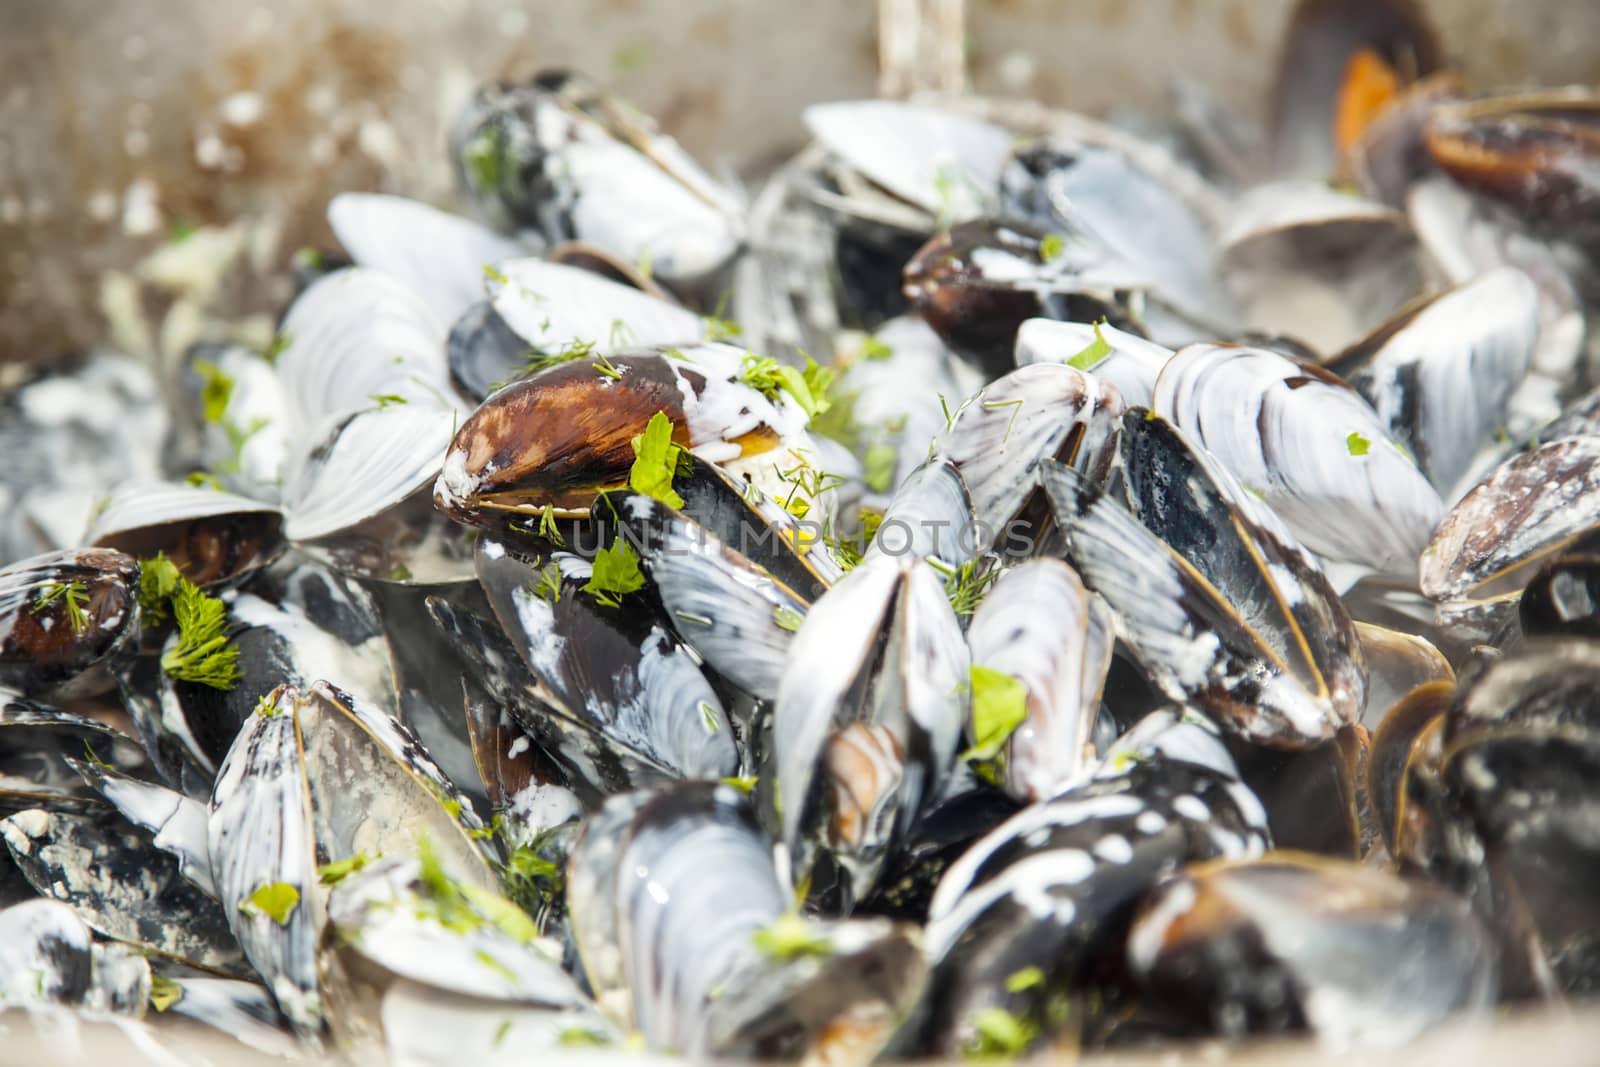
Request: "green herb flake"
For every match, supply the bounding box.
[862,444,897,493]
[720,775,758,794]
[1346,430,1371,457]
[493,1019,513,1048]
[861,335,894,361]
[964,1007,1037,1059]
[1065,320,1112,371]
[371,393,407,410]
[537,504,565,546]
[772,604,804,633]
[703,314,743,343]
[752,912,833,961]
[629,410,687,509]
[960,665,1029,763]
[559,1026,612,1048]
[185,471,225,490]
[254,694,282,718]
[981,397,1025,445]
[582,540,646,608]
[193,359,235,424]
[240,882,300,925]
[31,581,89,636]
[463,126,509,193]
[149,974,183,1013]
[592,353,624,381]
[483,264,509,286]
[160,579,242,691]
[318,852,376,886]
[930,557,998,617]
[1038,233,1066,261]
[169,219,197,244]
[136,554,182,625]
[499,836,565,918]
[699,701,721,734]
[530,562,564,604]
[1005,966,1045,993]
[382,562,413,582]
[474,948,518,983]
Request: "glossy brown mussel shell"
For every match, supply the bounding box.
[1424,91,1600,240]
[0,549,141,699]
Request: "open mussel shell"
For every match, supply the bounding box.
[1044,411,1366,749]
[327,192,528,327]
[275,267,462,434]
[1441,639,1600,993]
[0,696,146,814]
[1227,725,1367,858]
[476,538,740,783]
[1219,182,1426,353]
[1153,342,1442,580]
[1520,546,1600,638]
[774,554,968,909]
[900,760,1270,1059]
[1367,679,1452,856]
[1126,852,1495,1048]
[1267,0,1441,179]
[378,978,614,1065]
[87,481,283,588]
[434,343,807,527]
[803,100,1011,223]
[860,784,1023,924]
[152,585,400,774]
[1423,89,1600,240]
[933,362,1123,561]
[284,405,473,584]
[451,71,743,289]
[1421,435,1600,618]
[208,681,493,1035]
[569,782,785,1049]
[67,756,215,898]
[0,548,141,700]
[864,457,978,571]
[1356,621,1453,729]
[426,596,667,803]
[159,977,300,1060]
[1012,318,1172,408]
[904,218,1145,379]
[999,140,1235,339]
[1346,73,1468,206]
[619,492,812,705]
[0,806,247,976]
[966,559,1113,803]
[326,856,585,1007]
[701,915,926,1063]
[0,898,150,1014]
[1330,267,1539,496]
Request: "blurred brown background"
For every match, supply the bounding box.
[3,0,1599,368]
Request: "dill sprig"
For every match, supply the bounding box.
[929,557,998,617]
[31,581,89,635]
[160,580,241,691]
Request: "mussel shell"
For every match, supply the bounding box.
[865,457,978,571]
[87,483,284,588]
[904,218,1144,379]
[1356,621,1453,729]
[1521,548,1600,638]
[1012,318,1172,408]
[1331,267,1539,496]
[67,755,215,898]
[859,783,1022,924]
[934,362,1123,561]
[1423,90,1600,239]
[487,256,702,355]
[1044,412,1366,748]
[966,558,1113,802]
[774,554,967,908]
[435,345,805,525]
[1421,435,1600,603]
[0,548,141,700]
[1227,726,1366,858]
[1154,342,1442,578]
[1367,680,1452,856]
[1125,852,1494,1047]
[475,538,739,782]
[327,192,527,327]
[620,492,810,705]
[161,977,300,1060]
[1267,0,1441,178]
[0,806,246,975]
[0,898,149,1012]
[902,760,1268,1058]
[0,696,145,814]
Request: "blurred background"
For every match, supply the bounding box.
[3,0,1600,368]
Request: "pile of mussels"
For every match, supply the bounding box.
[8,3,1600,1063]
